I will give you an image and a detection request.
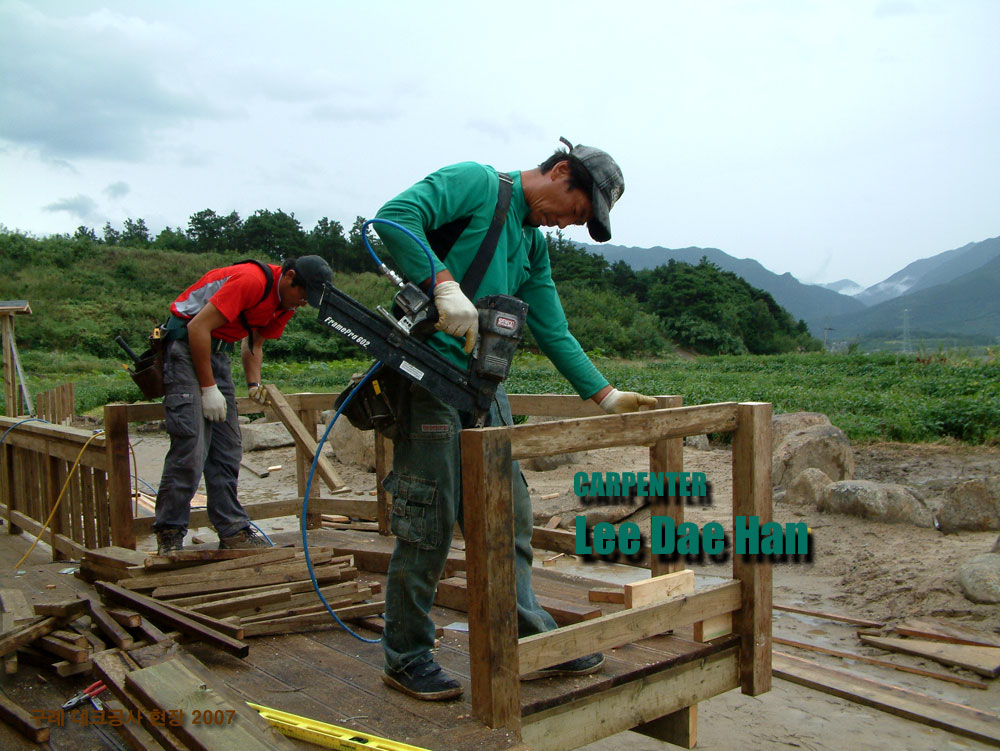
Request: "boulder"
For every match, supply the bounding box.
[957,553,1000,604]
[240,421,293,451]
[784,468,833,507]
[772,424,854,487]
[521,416,588,472]
[685,434,710,450]
[818,480,933,527]
[327,416,376,471]
[772,412,831,451]
[934,476,1000,534]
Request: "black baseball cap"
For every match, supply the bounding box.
[560,137,624,243]
[294,255,333,307]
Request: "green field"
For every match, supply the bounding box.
[11,350,999,446]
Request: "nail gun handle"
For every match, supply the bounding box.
[114,335,141,365]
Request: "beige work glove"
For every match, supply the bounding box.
[201,384,227,422]
[433,280,478,354]
[248,383,267,406]
[599,388,657,414]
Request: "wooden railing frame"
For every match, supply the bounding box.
[460,398,773,735]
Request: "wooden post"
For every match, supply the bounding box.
[103,404,136,549]
[649,395,684,577]
[461,426,520,732]
[732,401,772,695]
[374,430,392,535]
[296,407,322,530]
[47,456,68,561]
[1,315,14,417]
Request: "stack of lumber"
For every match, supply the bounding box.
[92,640,298,751]
[85,545,385,638]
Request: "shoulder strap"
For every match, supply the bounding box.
[459,172,513,299]
[234,259,275,352]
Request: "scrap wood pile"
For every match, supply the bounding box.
[76,545,386,639]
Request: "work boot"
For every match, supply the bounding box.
[155,527,185,556]
[382,660,463,701]
[521,652,605,681]
[218,526,273,550]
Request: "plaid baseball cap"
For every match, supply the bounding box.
[294,255,333,308]
[560,137,624,242]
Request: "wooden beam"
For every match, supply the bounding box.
[731,401,772,695]
[263,385,346,491]
[520,649,738,751]
[518,581,740,676]
[773,603,883,628]
[649,395,685,577]
[895,618,1000,649]
[88,600,135,650]
[506,394,605,418]
[462,426,520,731]
[103,403,136,549]
[624,569,694,609]
[634,705,697,749]
[507,402,739,461]
[434,577,601,626]
[858,634,1000,678]
[774,652,1000,747]
[0,693,49,744]
[0,617,57,657]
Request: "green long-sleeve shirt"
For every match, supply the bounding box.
[374,161,608,400]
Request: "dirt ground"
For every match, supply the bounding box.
[124,428,1000,751]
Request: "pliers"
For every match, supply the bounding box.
[63,680,108,710]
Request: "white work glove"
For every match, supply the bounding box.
[433,280,478,354]
[201,384,227,422]
[599,388,658,414]
[248,383,267,406]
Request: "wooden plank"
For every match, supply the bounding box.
[144,548,285,567]
[895,618,1000,649]
[101,697,165,751]
[0,589,34,623]
[462,426,520,731]
[103,403,136,549]
[507,394,605,418]
[97,582,249,656]
[649,395,685,577]
[189,587,293,618]
[588,587,625,604]
[508,402,739,461]
[69,453,84,545]
[36,634,89,663]
[87,545,149,568]
[94,470,111,547]
[137,597,245,640]
[772,636,987,689]
[731,401,772,695]
[519,580,741,676]
[126,658,287,750]
[0,692,50,743]
[434,577,601,626]
[80,465,97,548]
[88,600,135,650]
[264,385,346,490]
[150,565,348,598]
[624,569,694,609]
[693,612,733,642]
[240,458,269,478]
[634,705,697,749]
[858,634,1000,678]
[773,651,1000,747]
[521,649,738,751]
[0,617,57,657]
[241,601,387,637]
[106,607,143,628]
[774,603,884,628]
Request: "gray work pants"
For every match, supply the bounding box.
[154,339,250,538]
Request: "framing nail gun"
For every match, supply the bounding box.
[316,280,527,428]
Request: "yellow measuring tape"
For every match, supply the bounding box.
[247,702,434,751]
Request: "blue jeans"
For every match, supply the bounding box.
[382,384,557,672]
[154,340,250,538]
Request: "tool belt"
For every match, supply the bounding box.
[162,315,235,353]
[334,366,409,442]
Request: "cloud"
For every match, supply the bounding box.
[104,181,130,199]
[308,100,401,124]
[42,194,99,221]
[465,115,545,143]
[0,3,225,161]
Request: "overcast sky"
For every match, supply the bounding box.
[1,0,997,288]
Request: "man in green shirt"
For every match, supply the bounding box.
[375,139,656,701]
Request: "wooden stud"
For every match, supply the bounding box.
[0,693,49,744]
[649,395,684,576]
[731,401,772,695]
[103,403,136,549]
[94,470,111,547]
[263,385,346,492]
[624,569,694,609]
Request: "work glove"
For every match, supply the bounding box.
[201,384,227,422]
[599,388,658,414]
[248,383,267,406]
[433,280,478,354]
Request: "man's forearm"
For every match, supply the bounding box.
[241,338,263,384]
[186,324,217,388]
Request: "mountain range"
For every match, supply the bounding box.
[585,236,1000,345]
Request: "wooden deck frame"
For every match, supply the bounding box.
[460,398,773,746]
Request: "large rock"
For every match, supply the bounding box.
[819,480,933,526]
[784,468,833,507]
[240,421,293,451]
[521,416,588,472]
[957,553,1000,604]
[327,416,376,471]
[772,424,854,487]
[772,412,831,451]
[934,476,1000,533]
[685,434,710,450]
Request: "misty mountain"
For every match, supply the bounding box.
[817,279,865,296]
[855,236,1000,306]
[828,252,1000,342]
[585,243,865,335]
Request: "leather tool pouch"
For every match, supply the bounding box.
[334,365,408,442]
[129,329,166,401]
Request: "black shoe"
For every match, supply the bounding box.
[521,652,605,681]
[382,661,463,701]
[218,526,273,550]
[155,527,185,556]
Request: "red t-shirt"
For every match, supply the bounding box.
[170,262,295,343]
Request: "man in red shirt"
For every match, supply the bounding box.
[154,256,332,555]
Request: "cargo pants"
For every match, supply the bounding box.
[153,339,251,538]
[382,383,557,672]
